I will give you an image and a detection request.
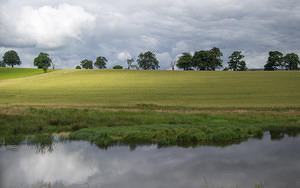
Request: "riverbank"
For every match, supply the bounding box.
[1,106,300,147]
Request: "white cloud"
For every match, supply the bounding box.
[1,3,95,49]
[117,51,132,61]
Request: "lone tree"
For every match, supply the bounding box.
[2,50,21,68]
[176,52,193,70]
[34,52,52,72]
[80,59,93,69]
[264,51,283,71]
[137,51,160,70]
[228,51,247,71]
[94,56,107,69]
[75,65,81,69]
[127,58,134,69]
[283,53,300,70]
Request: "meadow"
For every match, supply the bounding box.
[1,68,300,146]
[0,68,300,107]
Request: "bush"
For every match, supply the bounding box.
[113,65,123,69]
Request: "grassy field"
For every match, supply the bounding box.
[0,68,299,107]
[0,67,46,81]
[1,68,300,146]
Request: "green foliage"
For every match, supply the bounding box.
[192,47,223,70]
[228,51,247,71]
[94,56,107,69]
[2,50,21,68]
[137,51,160,70]
[176,52,193,70]
[264,51,283,71]
[127,58,134,69]
[0,60,5,67]
[34,52,52,69]
[80,59,93,69]
[113,65,123,69]
[75,65,81,69]
[283,53,299,70]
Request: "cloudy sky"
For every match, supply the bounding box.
[1,0,300,69]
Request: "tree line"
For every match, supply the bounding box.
[1,49,299,71]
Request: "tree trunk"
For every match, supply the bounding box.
[12,65,14,68]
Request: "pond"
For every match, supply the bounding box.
[1,132,300,188]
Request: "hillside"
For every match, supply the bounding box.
[0,69,299,108]
[0,67,45,81]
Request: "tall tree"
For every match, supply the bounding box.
[176,52,193,70]
[283,53,300,70]
[192,50,210,70]
[33,52,52,72]
[209,47,223,71]
[192,48,223,71]
[137,51,159,70]
[127,58,134,69]
[80,59,93,69]
[264,51,283,71]
[94,56,107,69]
[228,51,247,71]
[2,50,21,68]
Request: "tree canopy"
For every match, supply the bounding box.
[127,58,134,69]
[137,51,160,70]
[80,59,93,69]
[0,60,5,67]
[75,65,82,69]
[228,51,247,71]
[33,52,52,72]
[94,56,107,69]
[113,65,123,69]
[191,47,223,71]
[283,53,299,70]
[264,51,283,71]
[176,52,193,70]
[2,50,21,68]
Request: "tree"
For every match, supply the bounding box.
[209,47,223,71]
[94,56,107,69]
[0,60,5,67]
[127,58,134,69]
[192,48,223,71]
[192,50,210,70]
[75,65,82,69]
[33,52,52,72]
[264,51,283,71]
[283,53,300,70]
[228,51,247,71]
[80,59,93,69]
[176,53,193,70]
[170,61,176,71]
[2,50,21,68]
[137,51,160,70]
[113,65,123,69]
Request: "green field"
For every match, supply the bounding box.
[0,68,300,107]
[1,68,300,146]
[0,67,45,81]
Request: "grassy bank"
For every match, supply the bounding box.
[1,106,300,147]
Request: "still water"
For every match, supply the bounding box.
[1,133,300,188]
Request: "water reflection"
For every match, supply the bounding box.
[1,133,300,188]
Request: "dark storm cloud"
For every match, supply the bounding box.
[0,0,300,69]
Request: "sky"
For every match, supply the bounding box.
[0,0,300,69]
